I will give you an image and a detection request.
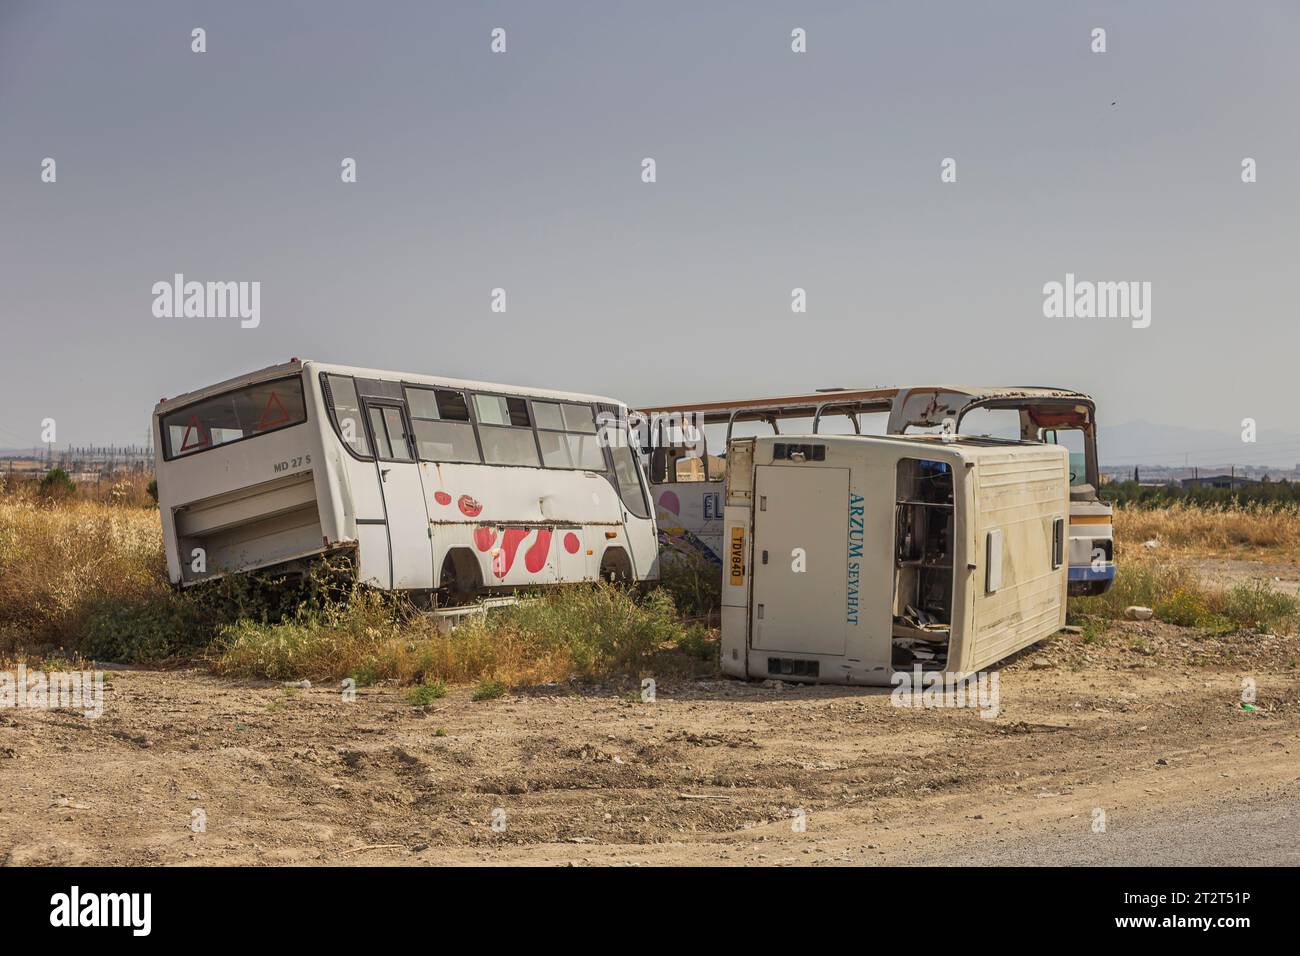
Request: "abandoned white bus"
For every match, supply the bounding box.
[640,384,1115,596]
[639,388,897,568]
[152,360,658,599]
[720,433,1070,686]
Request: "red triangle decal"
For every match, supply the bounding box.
[180,414,210,451]
[256,391,291,431]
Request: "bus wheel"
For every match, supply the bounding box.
[598,548,633,587]
[438,548,483,606]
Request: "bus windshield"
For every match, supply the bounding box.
[1044,427,1089,486]
[161,375,307,460]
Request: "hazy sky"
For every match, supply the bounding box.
[2,0,1298,453]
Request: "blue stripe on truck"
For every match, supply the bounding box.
[1069,564,1116,582]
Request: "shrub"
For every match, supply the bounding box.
[655,551,722,619]
[38,468,76,500]
[673,623,718,662]
[1072,562,1201,621]
[1074,563,1298,634]
[472,678,507,701]
[1153,588,1220,629]
[210,581,693,686]
[80,591,203,663]
[209,590,402,681]
[472,583,681,677]
[407,679,447,706]
[1220,580,1298,632]
[187,552,363,629]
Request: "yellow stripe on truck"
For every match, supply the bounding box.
[1070,514,1112,525]
[728,526,745,586]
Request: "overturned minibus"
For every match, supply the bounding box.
[719,433,1069,685]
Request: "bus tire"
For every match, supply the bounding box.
[438,548,483,606]
[598,548,633,586]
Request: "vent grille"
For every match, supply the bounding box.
[767,657,820,677]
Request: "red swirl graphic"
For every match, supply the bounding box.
[494,528,531,578]
[524,530,553,573]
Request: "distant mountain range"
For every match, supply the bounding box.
[1099,421,1300,470]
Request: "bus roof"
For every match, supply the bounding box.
[637,384,1095,426]
[154,359,628,415]
[749,430,1065,456]
[637,387,900,424]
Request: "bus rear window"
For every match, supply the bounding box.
[161,376,306,459]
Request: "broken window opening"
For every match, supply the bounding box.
[892,458,954,671]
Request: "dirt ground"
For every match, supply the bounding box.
[3,614,1298,866]
[1185,555,1300,598]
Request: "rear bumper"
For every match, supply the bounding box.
[1068,562,1116,596]
[177,541,356,587]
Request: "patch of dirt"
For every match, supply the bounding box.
[1183,556,1300,598]
[2,622,1298,865]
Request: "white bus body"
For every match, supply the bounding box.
[720,433,1069,686]
[641,384,1114,597]
[153,360,658,597]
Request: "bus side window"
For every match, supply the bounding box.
[534,401,605,471]
[671,449,705,482]
[405,386,480,463]
[367,407,395,459]
[472,394,541,467]
[324,374,372,458]
[380,406,414,462]
[649,416,712,483]
[611,444,652,518]
[666,444,719,482]
[363,402,415,462]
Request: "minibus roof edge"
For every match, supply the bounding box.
[154,359,628,414]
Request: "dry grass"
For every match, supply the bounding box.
[1071,561,1298,633]
[1078,504,1300,633]
[6,486,1295,674]
[0,482,715,682]
[0,492,167,651]
[210,584,708,687]
[1114,502,1300,557]
[0,470,156,507]
[77,472,156,507]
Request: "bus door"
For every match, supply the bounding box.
[362,398,434,590]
